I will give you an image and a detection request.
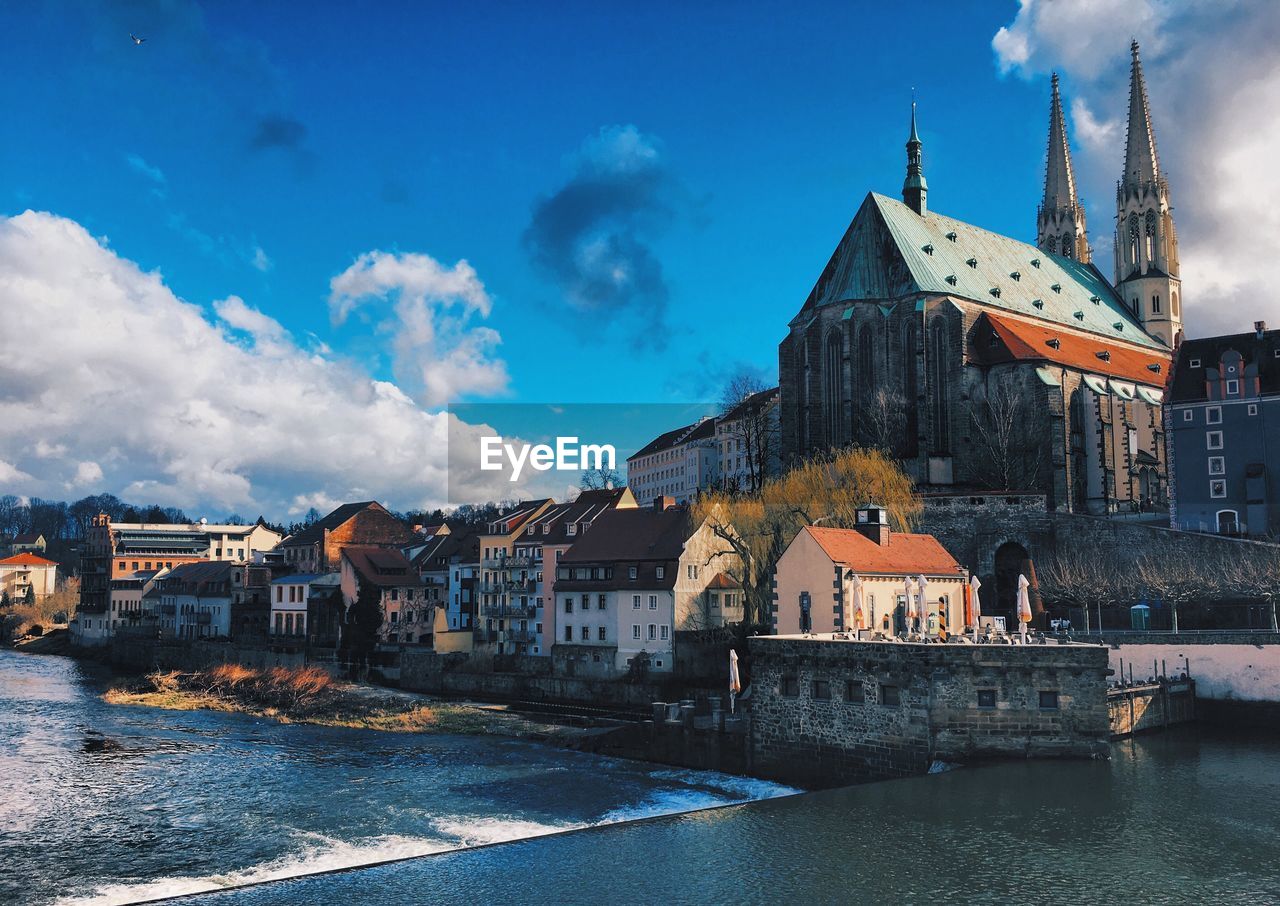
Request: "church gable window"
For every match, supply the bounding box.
[1144,210,1157,265]
[857,325,876,400]
[1060,235,1074,259]
[823,331,844,446]
[1045,236,1057,254]
[1127,213,1140,269]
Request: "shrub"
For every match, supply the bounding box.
[28,624,43,637]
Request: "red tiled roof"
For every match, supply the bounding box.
[804,526,962,576]
[706,572,739,589]
[0,552,57,567]
[982,312,1169,385]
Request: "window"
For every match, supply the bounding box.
[1207,456,1225,476]
[879,684,901,707]
[1207,431,1224,450]
[598,626,607,641]
[781,676,800,698]
[660,625,669,641]
[632,594,641,609]
[844,680,864,704]
[687,565,697,580]
[1210,479,1227,499]
[1226,380,1240,396]
[709,592,720,610]
[628,566,637,580]
[566,524,576,536]
[632,624,641,640]
[1182,410,1193,422]
[648,595,658,610]
[1038,690,1060,710]
[656,566,665,579]
[536,622,543,634]
[977,689,996,709]
[811,679,831,700]
[598,594,607,610]
[564,597,574,613]
[1190,358,1201,368]
[1249,404,1259,416]
[564,625,573,642]
[647,624,657,640]
[390,611,398,623]
[580,626,589,641]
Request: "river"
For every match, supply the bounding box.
[3,650,1278,905]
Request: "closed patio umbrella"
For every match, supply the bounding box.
[851,574,866,631]
[729,649,741,714]
[903,577,917,636]
[969,575,983,641]
[1017,573,1033,642]
[916,575,930,636]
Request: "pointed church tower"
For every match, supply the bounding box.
[903,100,927,215]
[1115,40,1182,346]
[1037,74,1090,262]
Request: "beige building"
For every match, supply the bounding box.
[627,419,719,507]
[0,552,58,602]
[774,506,967,637]
[340,546,431,645]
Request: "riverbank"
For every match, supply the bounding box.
[103,664,586,739]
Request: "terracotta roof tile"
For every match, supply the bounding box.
[0,552,58,567]
[981,312,1169,385]
[804,526,963,576]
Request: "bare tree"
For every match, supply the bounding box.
[853,387,907,455]
[1135,550,1225,632]
[719,373,780,494]
[1222,546,1280,632]
[580,466,622,491]
[1038,544,1137,632]
[969,376,1047,491]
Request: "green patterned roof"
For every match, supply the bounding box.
[801,192,1168,352]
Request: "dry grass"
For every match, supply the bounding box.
[104,664,563,737]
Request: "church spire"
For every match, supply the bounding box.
[1123,39,1161,188]
[1037,73,1089,262]
[1114,40,1181,347]
[902,98,927,215]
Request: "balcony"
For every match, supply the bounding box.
[503,629,538,644]
[159,604,176,616]
[481,602,538,619]
[194,613,212,626]
[481,555,533,569]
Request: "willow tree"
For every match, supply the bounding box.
[691,447,920,634]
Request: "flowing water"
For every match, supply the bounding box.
[4,650,1279,905]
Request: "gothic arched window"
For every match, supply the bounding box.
[857,325,876,399]
[1045,235,1058,254]
[901,320,918,457]
[928,319,951,454]
[1144,210,1157,265]
[1127,213,1140,268]
[823,330,843,447]
[1060,234,1074,260]
[1152,294,1161,315]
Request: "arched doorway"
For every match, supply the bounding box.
[993,542,1030,624]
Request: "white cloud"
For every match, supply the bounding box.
[993,0,1280,337]
[329,250,508,407]
[251,245,272,272]
[0,210,484,515]
[126,153,167,197]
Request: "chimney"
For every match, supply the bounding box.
[654,496,676,511]
[1256,321,1268,339]
[853,504,890,545]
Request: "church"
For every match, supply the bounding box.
[778,42,1182,515]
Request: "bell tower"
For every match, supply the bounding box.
[1114,40,1182,347]
[1037,73,1090,262]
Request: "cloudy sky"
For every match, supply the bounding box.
[1,0,1275,517]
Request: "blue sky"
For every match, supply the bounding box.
[3,0,1274,515]
[2,0,1052,400]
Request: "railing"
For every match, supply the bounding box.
[481,555,533,569]
[194,613,212,625]
[503,629,538,644]
[481,602,539,619]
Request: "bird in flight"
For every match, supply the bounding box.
[130,33,146,45]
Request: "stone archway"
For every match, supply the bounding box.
[993,541,1029,623]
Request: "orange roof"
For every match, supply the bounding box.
[804,526,962,576]
[706,572,740,590]
[984,312,1169,385]
[0,552,57,567]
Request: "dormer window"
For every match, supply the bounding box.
[1073,311,1084,321]
[1147,363,1162,373]
[1113,322,1124,331]
[966,258,978,268]
[1046,338,1060,350]
[1030,258,1041,268]
[1091,295,1101,304]
[989,287,1001,298]
[1032,299,1044,309]
[946,231,957,242]
[1051,283,1062,293]
[988,334,1001,348]
[1096,350,1111,362]
[1010,271,1020,281]
[922,243,934,255]
[945,274,958,286]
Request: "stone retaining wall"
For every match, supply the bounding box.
[1108,680,1196,737]
[748,636,1110,788]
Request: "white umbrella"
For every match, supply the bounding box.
[1017,573,1033,642]
[916,575,930,636]
[969,574,983,641]
[728,649,741,714]
[850,574,866,631]
[903,577,916,636]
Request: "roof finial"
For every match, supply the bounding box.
[1123,37,1160,186]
